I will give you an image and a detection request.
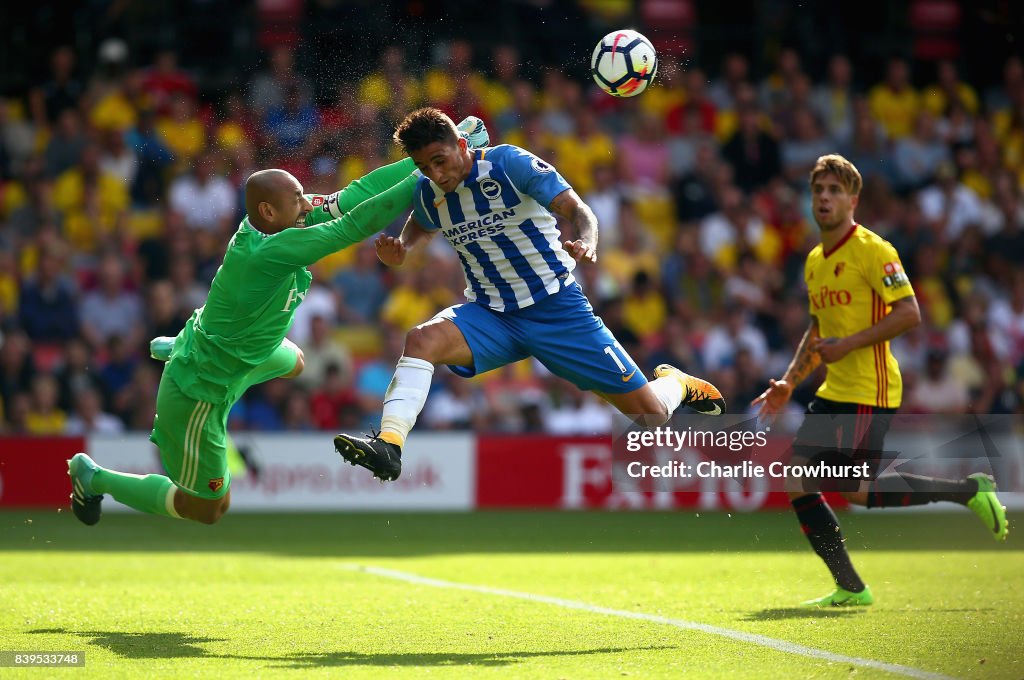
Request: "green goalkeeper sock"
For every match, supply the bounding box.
[335,157,417,213]
[92,468,181,519]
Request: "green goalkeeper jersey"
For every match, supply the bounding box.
[164,160,416,403]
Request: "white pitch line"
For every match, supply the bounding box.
[343,564,956,680]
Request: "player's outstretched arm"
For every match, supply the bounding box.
[259,173,418,272]
[333,157,418,215]
[752,318,821,419]
[549,189,598,263]
[783,317,822,386]
[304,158,419,227]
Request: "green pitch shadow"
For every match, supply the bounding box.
[261,647,675,669]
[738,605,991,622]
[27,629,226,658]
[741,608,866,621]
[27,629,672,668]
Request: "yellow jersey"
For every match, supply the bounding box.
[867,85,920,139]
[804,224,914,408]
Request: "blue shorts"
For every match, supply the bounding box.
[436,281,648,394]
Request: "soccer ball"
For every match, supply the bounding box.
[591,29,658,98]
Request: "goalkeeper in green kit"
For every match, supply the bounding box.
[67,117,491,526]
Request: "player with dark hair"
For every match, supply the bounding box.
[753,153,1008,607]
[67,117,490,525]
[334,107,726,482]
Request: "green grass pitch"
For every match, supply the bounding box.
[0,509,1020,679]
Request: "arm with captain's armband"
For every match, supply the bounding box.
[258,172,418,272]
[304,158,418,226]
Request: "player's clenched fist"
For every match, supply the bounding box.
[375,234,407,266]
[563,239,597,263]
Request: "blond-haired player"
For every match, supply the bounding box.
[753,154,1008,607]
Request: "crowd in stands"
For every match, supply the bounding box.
[1,32,1022,437]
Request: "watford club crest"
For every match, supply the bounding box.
[834,262,846,277]
[208,477,224,493]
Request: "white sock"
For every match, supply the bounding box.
[649,375,684,416]
[379,356,435,445]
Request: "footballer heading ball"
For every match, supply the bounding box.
[591,29,658,97]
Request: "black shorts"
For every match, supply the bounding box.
[790,397,898,492]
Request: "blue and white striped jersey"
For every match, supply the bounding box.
[411,144,577,312]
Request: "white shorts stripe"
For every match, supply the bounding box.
[181,400,208,491]
[180,401,201,491]
[187,402,212,490]
[192,401,211,491]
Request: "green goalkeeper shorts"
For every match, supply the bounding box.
[150,373,232,500]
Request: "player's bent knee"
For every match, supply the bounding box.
[195,512,219,526]
[404,325,444,362]
[176,492,228,525]
[194,503,227,525]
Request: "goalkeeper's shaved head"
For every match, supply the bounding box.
[245,169,309,233]
[245,169,294,218]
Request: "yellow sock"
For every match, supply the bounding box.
[378,431,404,447]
